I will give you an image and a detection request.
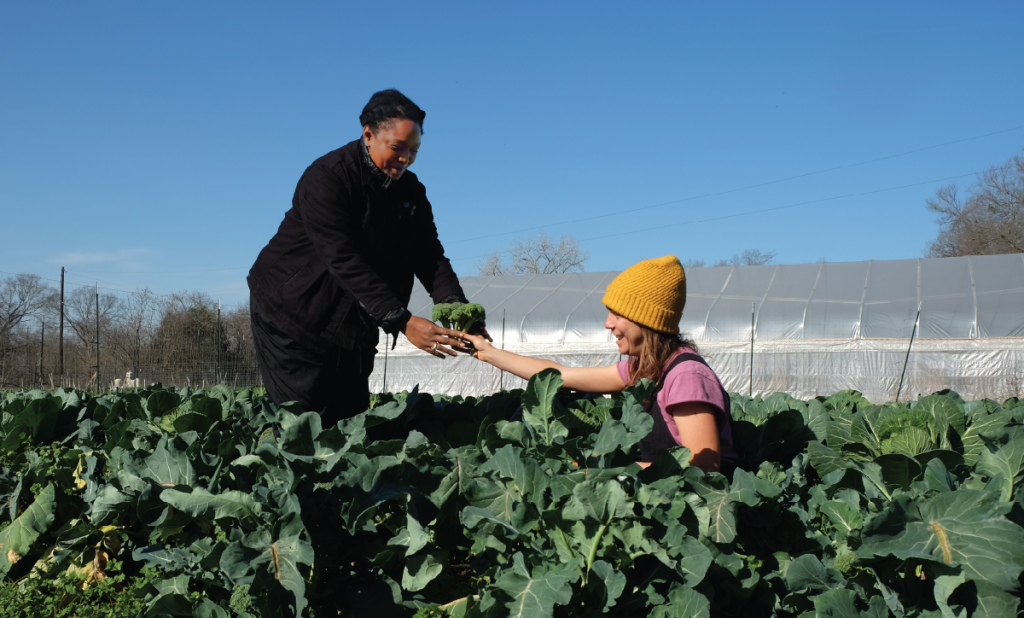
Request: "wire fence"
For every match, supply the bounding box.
[0,278,260,391]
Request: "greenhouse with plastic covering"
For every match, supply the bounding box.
[369,254,1024,402]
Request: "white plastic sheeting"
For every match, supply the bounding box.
[368,254,1024,402]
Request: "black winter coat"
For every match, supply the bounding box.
[248,139,466,353]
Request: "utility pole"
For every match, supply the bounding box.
[135,313,141,388]
[59,267,65,385]
[216,298,221,384]
[95,282,100,390]
[39,319,44,385]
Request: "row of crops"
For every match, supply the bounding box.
[0,376,1022,617]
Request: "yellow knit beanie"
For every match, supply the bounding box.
[601,255,686,334]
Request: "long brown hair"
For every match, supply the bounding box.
[625,326,700,390]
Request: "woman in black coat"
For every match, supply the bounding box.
[248,89,477,424]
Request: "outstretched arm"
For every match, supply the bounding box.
[461,333,626,393]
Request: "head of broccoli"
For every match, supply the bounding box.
[431,303,455,328]
[431,302,486,334]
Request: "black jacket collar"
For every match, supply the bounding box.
[359,138,394,191]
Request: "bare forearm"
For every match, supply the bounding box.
[473,345,625,393]
[479,347,565,380]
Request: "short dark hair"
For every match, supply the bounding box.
[359,89,426,135]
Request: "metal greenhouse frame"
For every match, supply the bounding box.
[369,254,1024,402]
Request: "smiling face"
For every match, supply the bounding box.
[363,118,421,180]
[605,308,645,356]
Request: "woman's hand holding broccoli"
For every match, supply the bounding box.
[460,332,495,361]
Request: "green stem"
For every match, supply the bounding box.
[556,528,586,584]
[586,523,609,578]
[863,472,892,501]
[208,457,224,493]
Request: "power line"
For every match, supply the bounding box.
[580,173,978,243]
[65,271,251,303]
[63,272,154,295]
[25,122,1020,279]
[201,285,251,294]
[0,270,250,309]
[446,122,1024,246]
[66,267,249,274]
[0,270,98,291]
[448,171,977,262]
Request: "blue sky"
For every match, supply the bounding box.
[2,2,1022,309]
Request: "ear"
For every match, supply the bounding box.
[362,125,374,144]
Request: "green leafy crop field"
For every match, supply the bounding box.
[0,373,1022,617]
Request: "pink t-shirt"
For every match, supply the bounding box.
[616,349,737,462]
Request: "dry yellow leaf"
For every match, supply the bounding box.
[97,526,122,554]
[72,455,87,490]
[92,549,108,580]
[271,543,281,581]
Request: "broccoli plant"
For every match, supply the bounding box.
[431,302,486,335]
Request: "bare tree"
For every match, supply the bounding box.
[0,281,262,389]
[0,274,55,338]
[732,248,777,266]
[61,286,123,384]
[106,289,159,378]
[63,287,122,349]
[925,152,1024,257]
[0,273,54,386]
[477,232,589,276]
[153,292,221,359]
[688,249,777,268]
[222,301,252,357]
[477,252,506,277]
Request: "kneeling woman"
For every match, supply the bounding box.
[462,255,737,474]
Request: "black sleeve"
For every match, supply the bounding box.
[411,187,468,304]
[295,164,405,322]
